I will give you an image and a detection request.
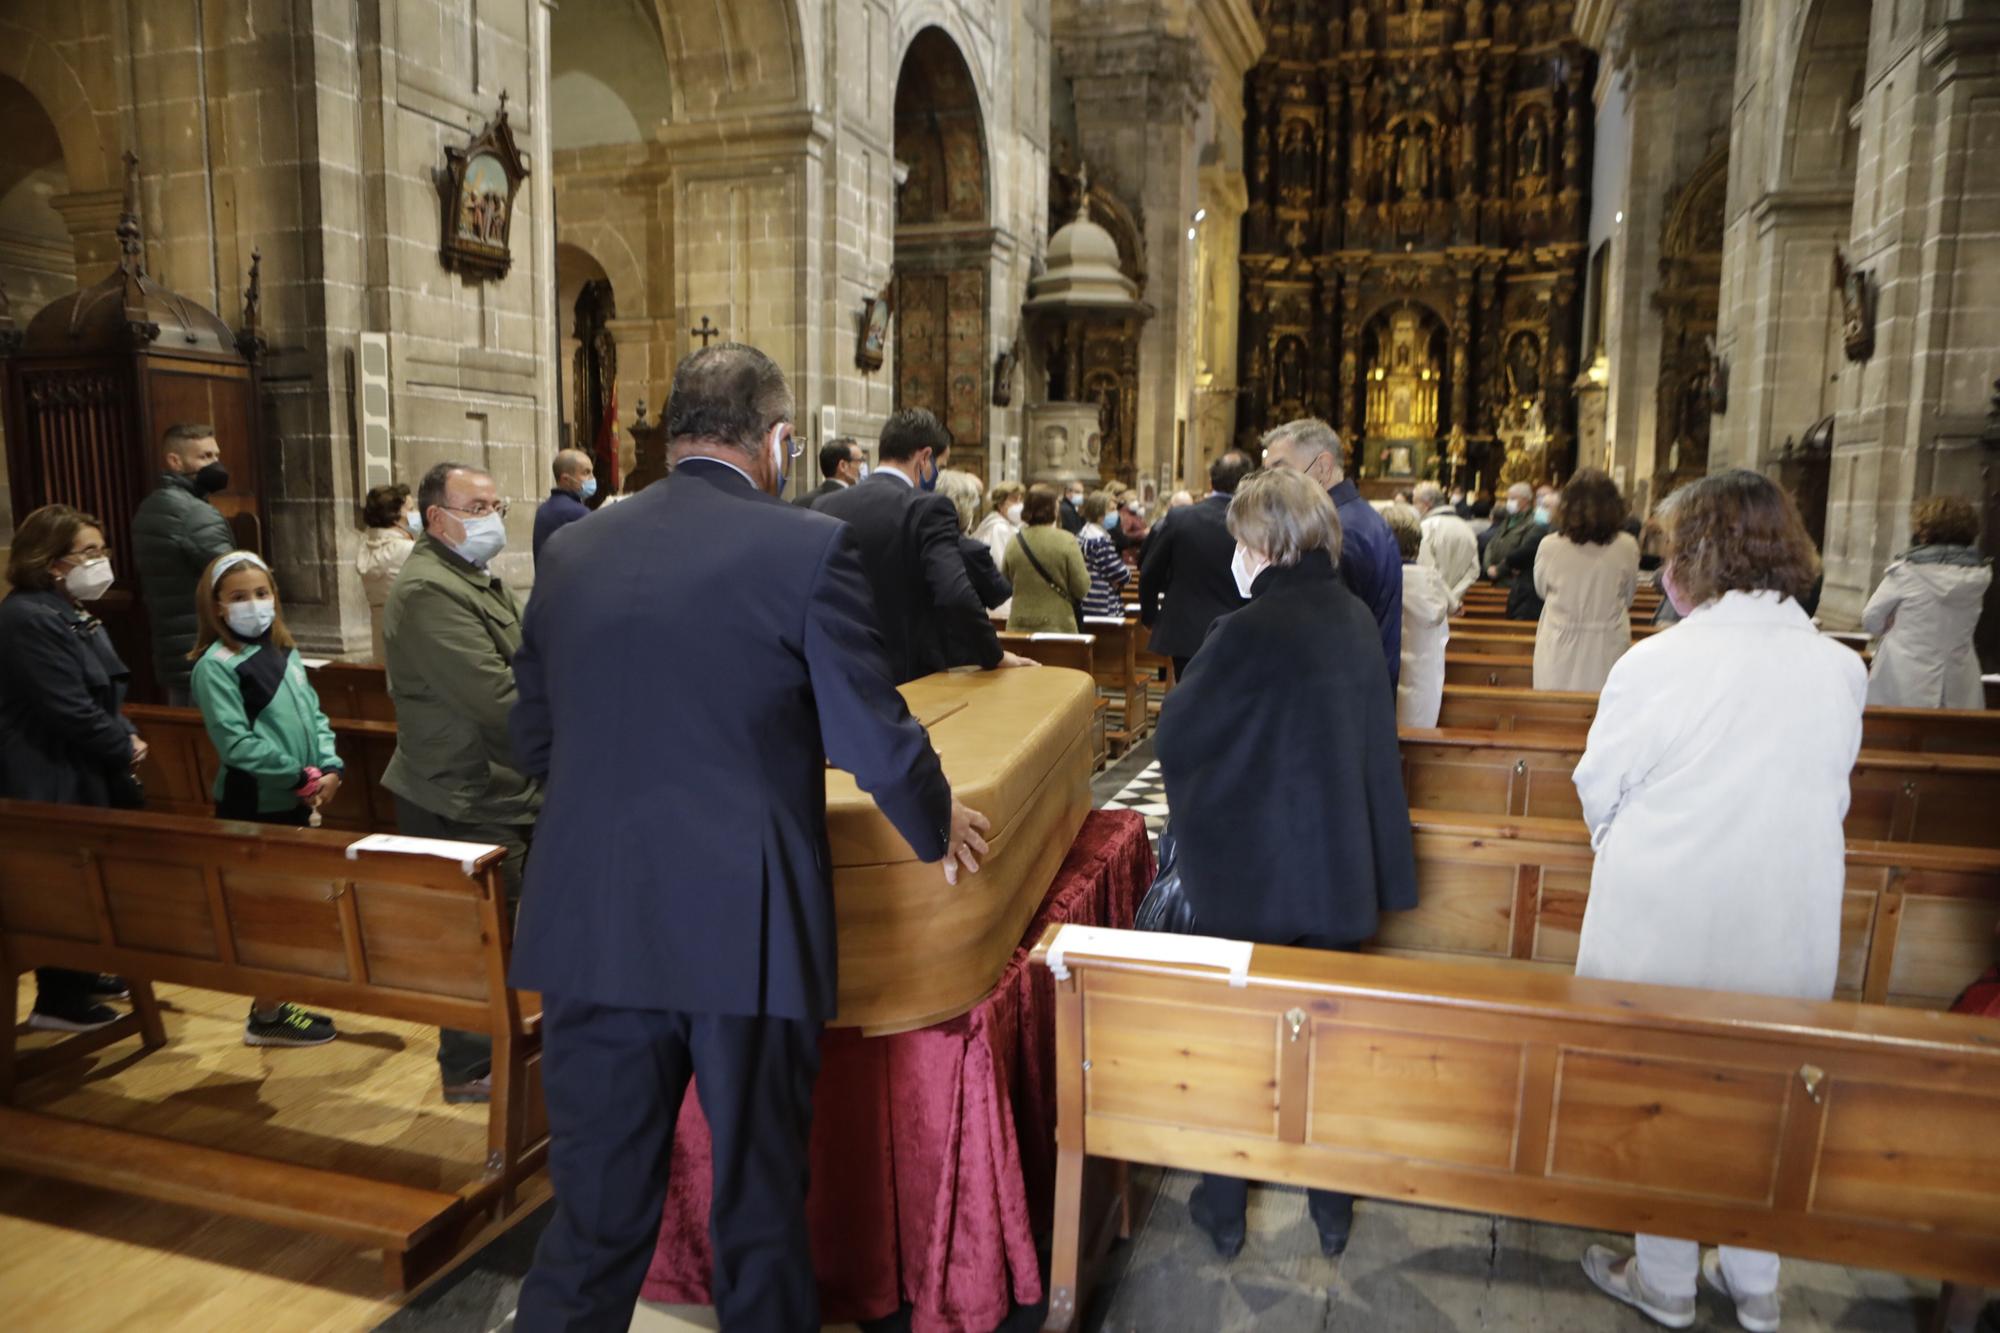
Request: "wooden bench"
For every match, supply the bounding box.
[998,633,1108,769]
[0,799,545,1287]
[1081,615,1148,754]
[129,703,398,833]
[304,659,396,721]
[1031,925,2000,1332]
[1379,808,2000,1009]
[1399,728,2000,848]
[1443,652,1534,689]
[1435,684,2000,755]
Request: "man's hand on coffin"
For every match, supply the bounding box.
[998,651,1040,669]
[944,799,992,885]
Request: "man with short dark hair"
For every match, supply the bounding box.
[509,342,992,1332]
[1139,449,1254,679]
[795,436,864,507]
[532,449,596,566]
[1261,418,1404,687]
[383,461,538,1101]
[815,408,1031,681]
[131,423,235,705]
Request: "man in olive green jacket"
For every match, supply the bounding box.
[382,461,540,1101]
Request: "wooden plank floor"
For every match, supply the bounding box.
[0,977,544,1332]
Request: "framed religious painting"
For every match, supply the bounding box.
[436,95,531,281]
[856,284,893,372]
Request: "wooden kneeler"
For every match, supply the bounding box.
[1031,925,2000,1332]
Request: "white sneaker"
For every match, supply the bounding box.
[1703,1249,1782,1332]
[1581,1245,1697,1329]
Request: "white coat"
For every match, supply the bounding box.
[1572,591,1867,1000]
[356,526,415,662]
[1397,562,1451,728]
[1533,531,1639,693]
[971,510,1018,618]
[1861,551,1992,709]
[1419,510,1480,610]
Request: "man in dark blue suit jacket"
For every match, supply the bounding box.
[1138,449,1253,679]
[1260,418,1404,690]
[813,407,1026,682]
[508,344,992,1332]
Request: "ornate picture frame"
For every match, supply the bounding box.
[436,95,531,282]
[856,284,893,372]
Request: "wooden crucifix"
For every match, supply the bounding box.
[690,315,721,348]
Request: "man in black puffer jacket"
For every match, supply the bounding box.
[131,423,235,704]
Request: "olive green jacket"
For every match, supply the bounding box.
[1003,524,1092,634]
[380,535,541,825]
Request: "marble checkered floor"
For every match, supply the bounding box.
[1096,757,1168,834]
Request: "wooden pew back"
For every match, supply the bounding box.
[305,660,396,721]
[129,704,398,832]
[1033,924,2000,1328]
[0,799,544,1286]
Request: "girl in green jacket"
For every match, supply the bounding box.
[189,551,343,1048]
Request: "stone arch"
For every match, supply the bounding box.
[654,0,810,122]
[1777,0,1870,191]
[894,27,991,229]
[0,21,115,193]
[892,5,995,134]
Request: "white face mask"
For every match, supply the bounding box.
[1006,503,1024,525]
[1231,543,1265,600]
[224,598,277,640]
[454,512,508,567]
[63,557,116,603]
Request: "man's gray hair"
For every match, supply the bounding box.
[417,461,488,518]
[1260,417,1342,467]
[1507,481,1534,502]
[1227,468,1344,570]
[665,342,794,452]
[1412,481,1445,512]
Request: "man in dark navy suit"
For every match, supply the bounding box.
[508,343,993,1332]
[1138,449,1254,679]
[793,435,862,508]
[813,407,1031,683]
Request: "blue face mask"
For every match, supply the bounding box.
[920,455,940,492]
[224,598,277,640]
[1534,506,1552,527]
[579,477,599,501]
[454,512,508,567]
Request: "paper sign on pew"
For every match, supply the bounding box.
[1044,924,1253,986]
[345,832,504,876]
[1031,633,1094,642]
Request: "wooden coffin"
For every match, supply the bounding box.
[827,667,1095,1035]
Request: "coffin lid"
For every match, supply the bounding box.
[19,152,245,360]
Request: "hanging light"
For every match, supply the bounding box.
[1193,208,1207,223]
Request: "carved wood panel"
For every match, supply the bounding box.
[895,268,988,471]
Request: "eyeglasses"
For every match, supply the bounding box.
[65,544,111,562]
[440,501,510,519]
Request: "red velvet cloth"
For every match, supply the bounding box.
[640,810,1153,1332]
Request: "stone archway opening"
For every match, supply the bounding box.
[893,26,992,477]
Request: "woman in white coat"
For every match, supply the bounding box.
[355,483,417,661]
[1384,504,1450,726]
[1862,495,1991,709]
[1532,469,1639,693]
[1573,470,1867,1333]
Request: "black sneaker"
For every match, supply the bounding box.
[28,1000,122,1033]
[89,974,130,1001]
[244,1002,337,1047]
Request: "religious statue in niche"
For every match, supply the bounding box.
[1274,336,1307,407]
[856,284,893,372]
[435,93,530,281]
[1515,110,1550,198]
[1040,425,1069,472]
[1087,374,1122,449]
[1278,120,1317,209]
[1705,334,1731,415]
[1834,249,1876,361]
[1506,330,1543,400]
[1395,122,1433,200]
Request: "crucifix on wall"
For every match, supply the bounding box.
[690,315,722,348]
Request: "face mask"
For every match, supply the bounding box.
[1533,506,1552,526]
[920,455,940,492]
[1067,492,1083,507]
[1230,543,1265,600]
[579,477,598,501]
[194,461,230,495]
[1505,498,1523,515]
[1662,562,1696,617]
[405,510,423,537]
[62,557,115,603]
[1006,503,1024,525]
[453,512,508,567]
[769,426,792,495]
[857,464,870,480]
[224,599,277,640]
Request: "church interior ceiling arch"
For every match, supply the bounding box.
[1237,0,1592,489]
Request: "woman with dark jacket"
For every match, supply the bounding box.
[1153,468,1419,1263]
[0,505,147,1031]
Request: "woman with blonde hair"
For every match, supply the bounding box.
[932,469,1011,614]
[1574,469,1865,1333]
[1862,495,1990,709]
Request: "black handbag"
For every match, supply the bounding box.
[1015,531,1087,632]
[1132,818,1198,934]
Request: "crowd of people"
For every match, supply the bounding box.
[0,357,1992,1329]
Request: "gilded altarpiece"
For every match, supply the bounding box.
[1238,0,1593,489]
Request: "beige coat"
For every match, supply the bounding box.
[356,526,415,661]
[1532,531,1638,693]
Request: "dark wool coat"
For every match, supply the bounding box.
[1153,549,1419,946]
[0,589,140,808]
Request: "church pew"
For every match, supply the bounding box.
[128,704,397,832]
[1446,622,1664,645]
[1443,652,1534,689]
[1031,924,2000,1332]
[304,659,396,721]
[0,799,546,1288]
[1434,684,2000,755]
[1398,728,2000,848]
[1081,615,1148,753]
[1378,808,2000,1008]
